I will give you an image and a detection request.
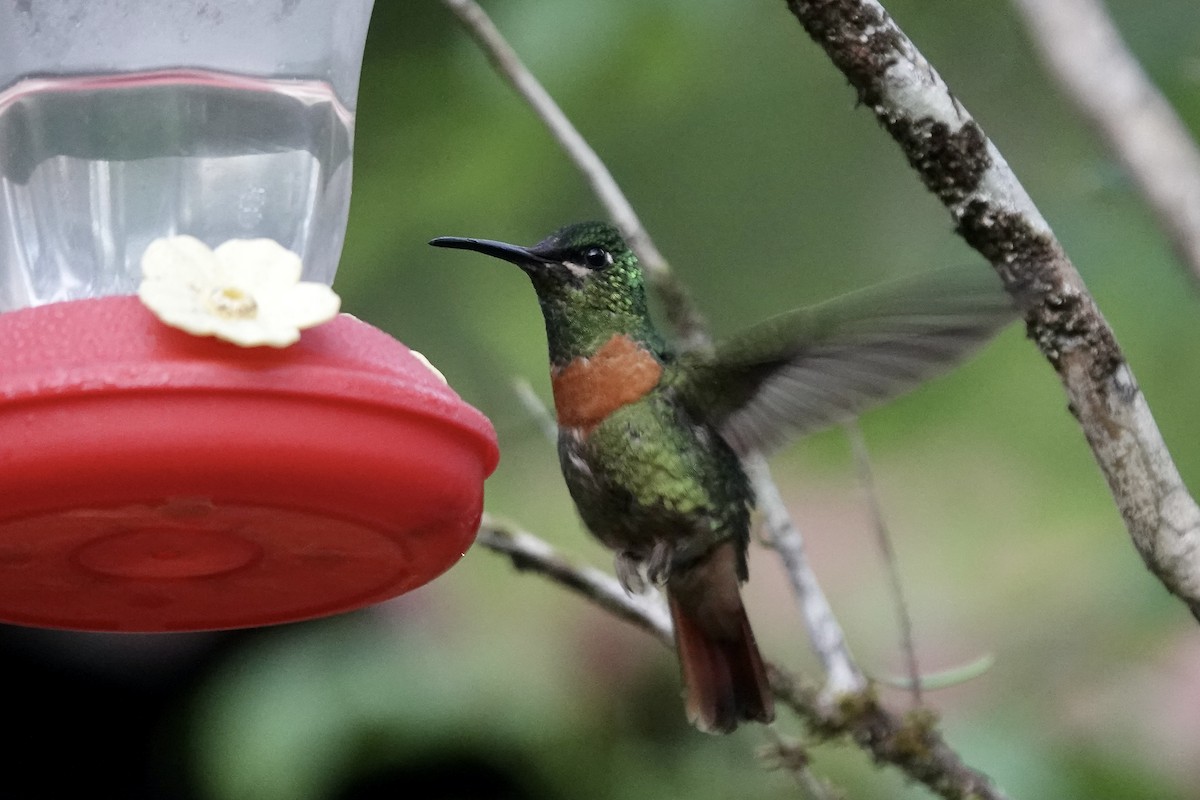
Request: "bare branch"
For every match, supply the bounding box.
[477,514,674,638]
[474,516,1009,800]
[845,422,921,707]
[744,453,866,696]
[439,0,708,347]
[1012,0,1200,284]
[784,0,1200,619]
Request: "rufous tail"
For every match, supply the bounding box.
[666,542,774,734]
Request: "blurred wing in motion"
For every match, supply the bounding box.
[675,265,1017,456]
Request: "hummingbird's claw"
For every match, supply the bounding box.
[614,551,647,595]
[646,541,673,586]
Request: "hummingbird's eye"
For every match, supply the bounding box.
[582,247,611,269]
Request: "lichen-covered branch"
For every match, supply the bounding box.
[1012,0,1200,285]
[784,0,1200,618]
[475,517,1009,800]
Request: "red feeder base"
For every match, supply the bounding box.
[0,297,499,632]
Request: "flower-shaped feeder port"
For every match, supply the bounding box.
[138,235,343,348]
[0,294,499,632]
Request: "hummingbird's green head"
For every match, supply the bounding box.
[431,221,662,364]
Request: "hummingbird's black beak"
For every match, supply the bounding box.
[429,236,553,270]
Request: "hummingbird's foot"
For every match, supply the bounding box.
[614,551,647,595]
[646,540,674,587]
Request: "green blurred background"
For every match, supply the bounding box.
[9,2,1200,798]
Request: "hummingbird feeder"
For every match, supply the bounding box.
[0,1,498,632]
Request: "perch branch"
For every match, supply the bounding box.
[784,0,1200,619]
[1012,0,1200,284]
[477,515,673,637]
[475,516,1008,800]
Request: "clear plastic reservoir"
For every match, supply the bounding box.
[0,70,354,308]
[0,1,375,312]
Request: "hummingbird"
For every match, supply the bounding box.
[430,222,1015,733]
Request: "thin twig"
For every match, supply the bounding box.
[759,728,844,800]
[474,517,1008,800]
[744,453,865,696]
[439,0,708,348]
[844,421,921,708]
[442,0,865,688]
[477,514,674,638]
[785,0,1200,619]
[1012,0,1200,285]
[512,377,558,442]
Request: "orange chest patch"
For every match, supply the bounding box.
[551,334,663,433]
